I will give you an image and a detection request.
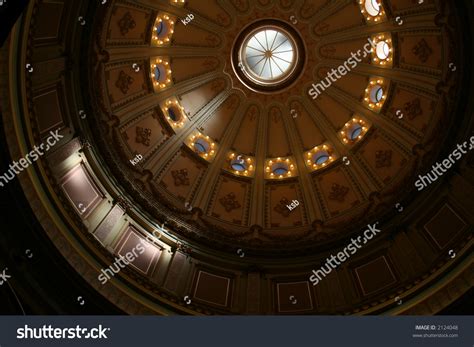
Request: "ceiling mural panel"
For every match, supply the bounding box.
[231,105,259,155]
[105,62,151,107]
[186,0,232,27]
[312,2,363,36]
[170,56,220,83]
[120,108,169,157]
[266,182,307,229]
[33,84,68,136]
[312,93,354,130]
[207,175,251,227]
[107,3,153,44]
[178,78,227,118]
[332,72,371,100]
[266,107,291,157]
[353,255,398,296]
[357,130,409,186]
[33,1,65,43]
[316,167,365,218]
[157,150,206,204]
[299,0,331,20]
[200,94,240,143]
[172,23,221,48]
[388,88,436,137]
[399,34,443,73]
[290,101,325,150]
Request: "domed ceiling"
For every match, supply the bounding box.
[90,0,457,253]
[1,0,472,315]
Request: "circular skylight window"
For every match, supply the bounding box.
[155,22,166,38]
[369,85,384,103]
[271,162,289,176]
[231,158,248,172]
[376,41,390,60]
[153,65,165,82]
[365,0,380,16]
[313,151,330,165]
[167,106,182,122]
[193,138,210,154]
[348,124,363,140]
[240,26,298,86]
